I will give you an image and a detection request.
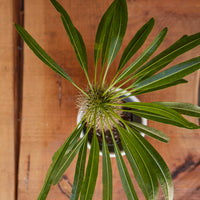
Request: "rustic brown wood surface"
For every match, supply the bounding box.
[0,0,200,200]
[0,0,15,199]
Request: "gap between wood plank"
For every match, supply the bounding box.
[13,0,24,199]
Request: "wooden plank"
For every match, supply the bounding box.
[0,0,15,199]
[18,0,200,199]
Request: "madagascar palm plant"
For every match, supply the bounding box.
[15,0,200,199]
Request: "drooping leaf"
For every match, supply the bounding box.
[118,18,155,71]
[127,121,169,143]
[127,127,174,200]
[70,137,88,200]
[133,79,188,95]
[115,27,167,83]
[155,102,200,118]
[133,56,200,93]
[102,130,113,200]
[113,133,139,200]
[80,133,99,200]
[94,0,117,66]
[37,125,84,200]
[134,33,200,82]
[15,24,74,84]
[120,102,199,129]
[52,136,87,185]
[118,126,159,200]
[50,0,88,75]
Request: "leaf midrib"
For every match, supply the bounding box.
[136,37,200,77]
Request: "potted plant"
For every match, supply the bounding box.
[15,0,200,199]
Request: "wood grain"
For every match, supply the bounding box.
[0,0,15,199]
[18,0,200,200]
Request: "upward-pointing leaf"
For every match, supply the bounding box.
[118,18,155,71]
[94,0,117,66]
[133,79,188,95]
[101,0,128,84]
[107,0,128,68]
[115,27,167,83]
[50,0,88,75]
[133,56,200,94]
[134,33,200,82]
[15,24,74,84]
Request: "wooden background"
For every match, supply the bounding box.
[0,0,200,199]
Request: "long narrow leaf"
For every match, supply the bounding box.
[113,135,139,200]
[128,121,169,143]
[70,137,88,200]
[133,79,188,95]
[134,33,200,82]
[107,0,128,68]
[124,109,188,128]
[118,18,155,71]
[115,27,167,83]
[15,24,74,84]
[52,136,87,185]
[37,125,84,200]
[80,133,99,200]
[50,0,88,75]
[101,19,114,67]
[94,0,117,66]
[102,131,112,200]
[127,127,174,200]
[120,102,199,129]
[155,102,200,118]
[118,126,159,200]
[133,56,200,93]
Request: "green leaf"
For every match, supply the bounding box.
[102,131,112,200]
[37,125,84,200]
[94,0,117,66]
[127,128,174,200]
[128,121,169,143]
[15,24,74,84]
[80,133,99,200]
[115,27,167,83]
[70,138,88,200]
[113,134,139,200]
[121,102,199,129]
[118,126,159,200]
[118,18,155,71]
[155,102,200,118]
[125,109,188,128]
[52,136,87,185]
[134,33,200,82]
[52,127,82,162]
[106,0,128,68]
[50,0,88,75]
[101,19,114,67]
[133,56,200,92]
[133,79,188,95]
